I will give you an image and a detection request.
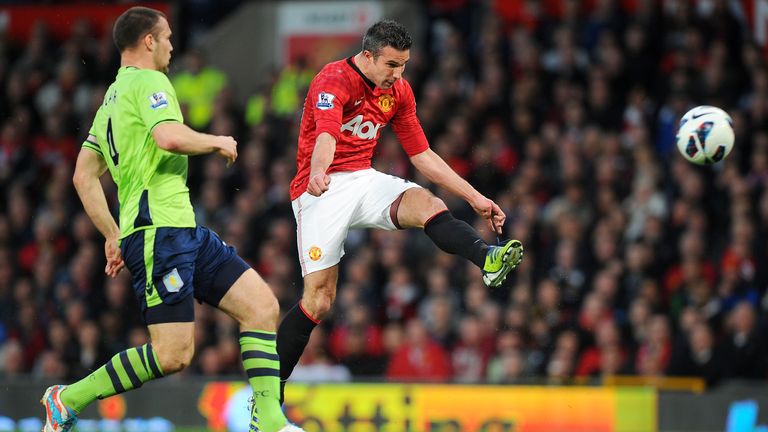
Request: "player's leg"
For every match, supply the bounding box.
[278,173,359,404]
[397,187,523,286]
[43,323,188,432]
[352,171,523,283]
[351,171,492,268]
[216,269,293,432]
[387,182,523,287]
[63,320,192,403]
[191,224,295,432]
[276,265,337,404]
[395,187,489,264]
[43,228,195,431]
[147,321,195,373]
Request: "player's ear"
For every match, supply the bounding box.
[143,33,154,51]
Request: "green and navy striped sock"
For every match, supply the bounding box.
[60,343,164,413]
[240,330,287,431]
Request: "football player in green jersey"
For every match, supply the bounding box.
[40,7,301,432]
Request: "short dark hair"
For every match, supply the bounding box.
[113,6,166,53]
[362,20,412,58]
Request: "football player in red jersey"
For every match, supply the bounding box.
[278,20,524,402]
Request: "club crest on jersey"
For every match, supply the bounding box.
[316,92,336,110]
[149,92,168,110]
[378,94,395,113]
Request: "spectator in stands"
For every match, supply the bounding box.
[451,315,494,383]
[487,349,527,384]
[0,339,24,378]
[171,49,227,129]
[668,322,725,386]
[328,303,383,361]
[576,319,626,377]
[636,315,672,376]
[387,319,452,382]
[70,320,109,380]
[723,302,767,380]
[546,344,577,384]
[338,326,388,378]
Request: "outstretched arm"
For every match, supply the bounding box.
[72,140,124,277]
[410,148,505,234]
[152,122,238,165]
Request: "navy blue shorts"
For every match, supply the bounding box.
[120,226,250,325]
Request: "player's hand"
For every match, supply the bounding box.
[215,136,238,167]
[104,236,125,278]
[307,172,331,196]
[470,194,505,235]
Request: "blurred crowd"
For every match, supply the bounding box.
[1,0,768,389]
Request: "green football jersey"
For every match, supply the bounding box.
[83,66,196,239]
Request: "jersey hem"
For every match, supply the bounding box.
[119,222,197,240]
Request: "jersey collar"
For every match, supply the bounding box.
[118,66,140,74]
[346,56,376,91]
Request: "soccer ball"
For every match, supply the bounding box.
[675,105,734,165]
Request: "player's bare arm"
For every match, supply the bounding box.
[152,121,237,165]
[307,132,336,196]
[410,148,505,234]
[72,138,125,278]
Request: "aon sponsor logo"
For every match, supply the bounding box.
[341,115,384,140]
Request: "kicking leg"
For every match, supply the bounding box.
[217,268,291,432]
[396,187,489,266]
[276,265,338,404]
[396,187,523,287]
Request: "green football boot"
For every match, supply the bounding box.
[482,239,524,287]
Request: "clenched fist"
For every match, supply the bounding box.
[307,172,331,196]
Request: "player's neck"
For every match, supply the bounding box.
[120,52,157,71]
[352,52,375,84]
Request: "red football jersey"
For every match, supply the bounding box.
[290,57,429,200]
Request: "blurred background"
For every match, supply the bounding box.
[1,0,768,431]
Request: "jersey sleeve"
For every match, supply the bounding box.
[82,106,105,157]
[309,71,350,141]
[390,79,429,156]
[137,72,183,132]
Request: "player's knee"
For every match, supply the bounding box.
[155,341,194,374]
[303,289,335,320]
[410,188,446,215]
[167,349,194,374]
[419,193,447,224]
[428,195,448,215]
[262,292,280,321]
[239,289,280,329]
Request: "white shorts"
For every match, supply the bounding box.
[292,169,420,276]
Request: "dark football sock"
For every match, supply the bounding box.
[276,301,319,404]
[424,210,488,268]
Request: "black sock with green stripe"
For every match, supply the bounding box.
[60,343,164,413]
[240,330,287,431]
